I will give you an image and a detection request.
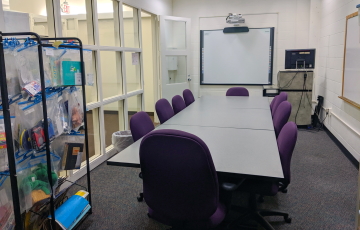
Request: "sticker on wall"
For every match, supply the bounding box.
[132,53,139,65]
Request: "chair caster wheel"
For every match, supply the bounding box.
[137,193,144,202]
[282,188,288,193]
[284,217,292,223]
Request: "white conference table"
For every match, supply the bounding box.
[108,96,284,181]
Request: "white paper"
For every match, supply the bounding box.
[86,73,94,86]
[45,48,54,56]
[75,72,82,85]
[132,53,139,65]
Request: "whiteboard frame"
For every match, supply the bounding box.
[339,12,360,109]
[199,27,275,85]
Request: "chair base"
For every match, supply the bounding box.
[229,194,291,230]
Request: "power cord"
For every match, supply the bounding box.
[294,74,306,125]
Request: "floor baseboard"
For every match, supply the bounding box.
[323,126,359,170]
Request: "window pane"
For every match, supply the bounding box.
[127,94,141,127]
[97,0,118,46]
[165,20,186,50]
[2,0,54,36]
[166,56,187,84]
[104,101,125,148]
[81,108,101,162]
[141,11,155,113]
[125,52,141,92]
[60,0,94,45]
[122,4,139,48]
[85,51,98,104]
[100,51,123,99]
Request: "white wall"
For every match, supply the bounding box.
[123,0,172,15]
[311,0,360,160]
[172,0,312,96]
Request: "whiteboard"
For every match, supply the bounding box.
[342,13,360,108]
[200,28,274,85]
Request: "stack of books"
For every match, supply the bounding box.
[50,190,90,230]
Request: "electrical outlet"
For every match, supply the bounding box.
[325,108,331,115]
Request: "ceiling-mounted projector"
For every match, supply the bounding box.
[226,13,245,24]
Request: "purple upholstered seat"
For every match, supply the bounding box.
[226,87,249,96]
[271,92,288,117]
[273,101,292,138]
[155,98,175,124]
[270,95,278,111]
[130,111,155,142]
[171,95,186,114]
[140,129,226,229]
[183,89,195,106]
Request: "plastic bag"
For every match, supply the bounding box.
[0,175,15,230]
[60,48,82,86]
[42,47,58,87]
[51,132,85,170]
[58,89,71,133]
[3,49,21,99]
[15,45,42,96]
[18,102,44,151]
[0,116,15,172]
[84,49,94,86]
[43,47,67,87]
[111,130,134,152]
[46,93,64,139]
[16,150,60,208]
[68,88,84,131]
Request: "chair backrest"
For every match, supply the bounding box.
[270,95,278,112]
[277,122,298,185]
[172,95,186,114]
[140,129,219,221]
[271,92,288,117]
[130,111,155,142]
[273,101,292,137]
[155,98,175,124]
[226,87,249,96]
[183,89,195,106]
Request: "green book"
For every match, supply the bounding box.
[62,61,82,86]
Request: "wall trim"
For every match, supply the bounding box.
[323,126,359,169]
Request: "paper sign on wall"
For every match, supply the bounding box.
[132,53,139,65]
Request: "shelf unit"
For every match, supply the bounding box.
[0,31,92,230]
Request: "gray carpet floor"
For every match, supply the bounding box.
[72,129,358,230]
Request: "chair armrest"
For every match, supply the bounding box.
[221,179,246,192]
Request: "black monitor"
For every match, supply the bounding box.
[285,49,316,69]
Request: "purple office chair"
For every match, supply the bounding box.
[130,111,155,142]
[129,111,155,202]
[271,92,288,117]
[273,101,292,138]
[183,89,195,106]
[223,122,297,229]
[270,95,278,111]
[140,129,226,229]
[172,95,186,114]
[226,87,249,96]
[155,98,175,124]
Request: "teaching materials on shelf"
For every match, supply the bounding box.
[62,142,84,170]
[50,190,90,230]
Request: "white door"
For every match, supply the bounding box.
[159,16,191,102]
